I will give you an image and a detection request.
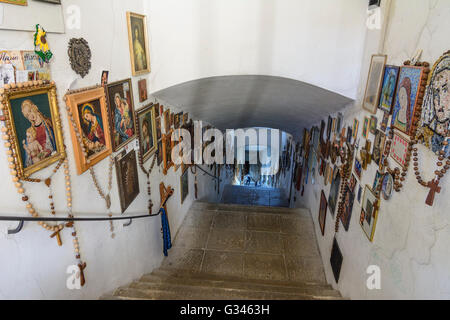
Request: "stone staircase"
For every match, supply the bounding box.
[103,201,342,300]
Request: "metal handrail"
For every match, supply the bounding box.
[194,164,222,182]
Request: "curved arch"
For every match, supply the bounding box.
[153,75,353,138]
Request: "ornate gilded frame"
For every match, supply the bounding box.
[126,11,151,76]
[135,103,157,163]
[64,86,112,175]
[0,81,65,178]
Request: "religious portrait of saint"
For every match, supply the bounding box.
[379,66,399,113]
[137,104,157,162]
[116,150,140,213]
[127,12,150,76]
[106,79,136,151]
[78,101,106,158]
[417,52,450,157]
[101,70,109,86]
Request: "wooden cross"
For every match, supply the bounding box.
[159,182,174,212]
[425,179,441,206]
[50,229,63,246]
[78,262,87,287]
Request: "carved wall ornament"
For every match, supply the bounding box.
[67,38,92,78]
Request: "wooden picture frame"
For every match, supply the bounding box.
[392,66,425,137]
[105,78,136,151]
[318,190,327,236]
[363,54,387,114]
[378,65,400,114]
[136,103,157,163]
[138,78,148,102]
[65,86,112,175]
[126,12,150,76]
[360,185,379,242]
[1,81,65,178]
[115,150,140,213]
[162,130,173,175]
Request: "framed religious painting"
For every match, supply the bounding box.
[126,12,150,76]
[2,82,65,178]
[363,54,387,113]
[318,190,327,236]
[336,113,343,134]
[362,117,370,139]
[154,103,160,118]
[360,185,379,242]
[115,150,140,213]
[182,113,189,125]
[392,66,425,136]
[65,86,112,175]
[155,116,162,141]
[379,65,399,114]
[180,166,189,204]
[163,109,171,134]
[156,139,163,166]
[381,172,394,200]
[354,156,362,179]
[101,71,109,86]
[372,170,383,197]
[326,116,332,141]
[352,119,359,141]
[380,111,390,132]
[357,185,363,204]
[105,79,136,151]
[340,184,354,232]
[174,112,182,129]
[328,167,341,216]
[136,103,157,163]
[138,78,147,102]
[417,51,450,157]
[372,129,386,165]
[349,174,357,192]
[369,116,378,134]
[390,130,410,169]
[162,130,173,175]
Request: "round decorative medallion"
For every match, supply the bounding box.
[67,38,92,78]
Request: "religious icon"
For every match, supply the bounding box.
[372,129,386,165]
[380,111,390,132]
[65,86,112,174]
[363,54,387,114]
[360,185,379,242]
[379,65,400,114]
[369,116,378,134]
[174,112,182,129]
[106,79,136,151]
[327,116,333,141]
[138,78,148,102]
[392,66,425,136]
[3,82,65,178]
[354,157,362,179]
[340,185,354,232]
[372,171,383,197]
[381,173,394,200]
[127,12,150,76]
[100,71,109,87]
[162,131,173,175]
[136,103,157,162]
[180,166,189,204]
[183,113,189,125]
[349,174,357,193]
[115,150,140,213]
[163,109,171,134]
[155,116,162,141]
[156,140,163,166]
[328,167,341,217]
[319,190,327,236]
[362,117,370,139]
[417,51,450,157]
[352,119,359,141]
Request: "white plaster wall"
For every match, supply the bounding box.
[294,0,450,300]
[0,0,228,299]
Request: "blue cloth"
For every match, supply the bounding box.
[160,208,172,256]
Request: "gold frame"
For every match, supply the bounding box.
[136,103,157,163]
[105,78,137,152]
[363,54,387,114]
[1,82,65,178]
[65,86,112,175]
[360,185,379,242]
[126,11,151,76]
[162,130,173,175]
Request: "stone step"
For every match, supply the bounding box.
[140,273,340,297]
[113,284,340,300]
[192,201,310,216]
[149,268,331,291]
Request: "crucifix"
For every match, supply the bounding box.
[159,182,174,211]
[425,179,441,206]
[78,262,87,287]
[50,228,63,246]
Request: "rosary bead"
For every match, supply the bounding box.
[22,196,28,201]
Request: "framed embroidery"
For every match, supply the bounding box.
[392,66,425,136]
[65,86,112,175]
[105,79,136,151]
[379,65,399,114]
[390,130,410,169]
[363,54,387,113]
[1,81,65,178]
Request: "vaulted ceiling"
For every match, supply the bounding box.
[153,75,353,140]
